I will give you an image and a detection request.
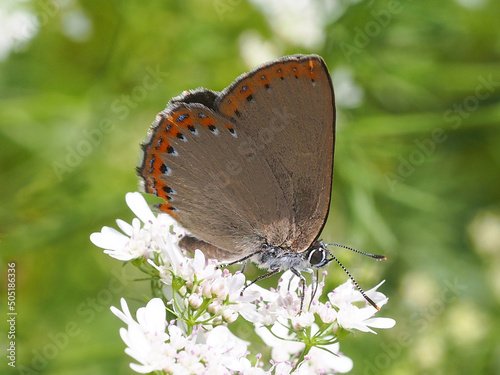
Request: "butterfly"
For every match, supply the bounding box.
[138,54,384,310]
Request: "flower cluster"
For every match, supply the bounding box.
[159,249,256,329]
[90,192,185,263]
[242,270,391,333]
[112,298,253,374]
[91,193,396,374]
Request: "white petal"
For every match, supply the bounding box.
[273,361,294,375]
[206,325,249,354]
[246,282,275,301]
[103,249,136,261]
[155,234,184,271]
[364,282,388,304]
[119,327,130,346]
[136,298,167,332]
[124,325,151,359]
[192,249,206,272]
[228,272,246,295]
[126,192,156,224]
[254,324,280,347]
[328,280,358,306]
[111,298,134,325]
[205,326,250,371]
[168,325,188,350]
[90,227,128,250]
[129,363,157,374]
[374,297,389,309]
[116,219,134,236]
[365,317,396,329]
[255,323,304,362]
[308,345,354,373]
[290,311,315,329]
[315,303,337,324]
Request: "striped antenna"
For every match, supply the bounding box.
[326,243,386,261]
[324,248,382,310]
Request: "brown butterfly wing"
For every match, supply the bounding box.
[138,55,335,261]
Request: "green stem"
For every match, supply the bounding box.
[192,298,213,320]
[295,344,312,369]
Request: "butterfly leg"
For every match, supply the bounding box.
[309,268,320,310]
[240,267,280,296]
[240,259,248,274]
[217,249,261,269]
[290,267,308,313]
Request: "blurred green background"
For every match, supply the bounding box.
[1,0,500,374]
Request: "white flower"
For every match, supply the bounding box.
[90,219,147,261]
[188,293,203,309]
[167,324,188,350]
[273,362,294,375]
[298,344,353,374]
[111,297,260,374]
[314,301,337,324]
[112,298,172,373]
[173,249,220,284]
[112,298,254,374]
[329,281,396,334]
[98,193,397,373]
[125,191,156,223]
[255,319,304,362]
[152,224,186,279]
[222,308,238,323]
[255,321,353,374]
[328,280,387,307]
[134,298,168,333]
[205,326,251,372]
[90,192,184,262]
[241,270,324,328]
[336,302,396,334]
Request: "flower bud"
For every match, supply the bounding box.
[189,293,202,309]
[316,304,337,324]
[178,285,187,296]
[291,312,314,330]
[202,282,213,298]
[208,301,222,315]
[222,308,238,323]
[210,279,228,299]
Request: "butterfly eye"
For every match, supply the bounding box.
[307,247,328,268]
